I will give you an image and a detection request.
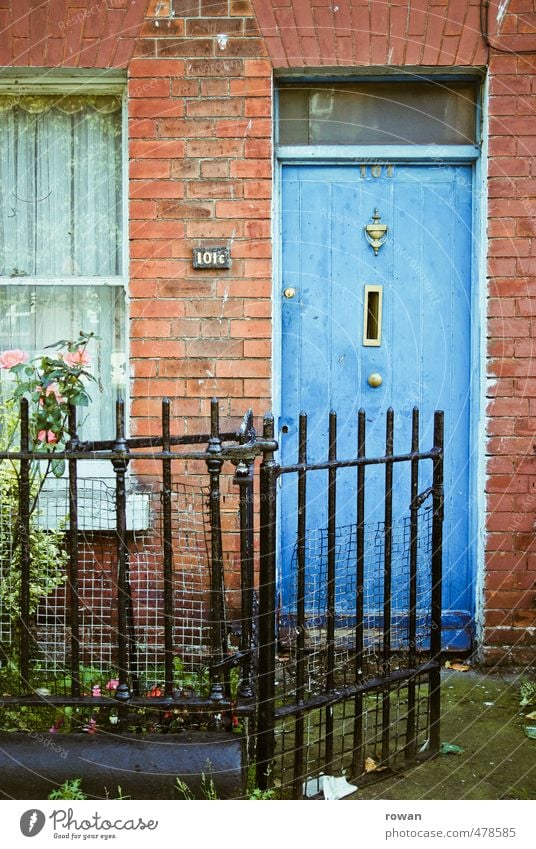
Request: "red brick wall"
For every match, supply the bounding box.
[0,0,147,67]
[2,0,536,665]
[129,0,272,443]
[484,43,536,667]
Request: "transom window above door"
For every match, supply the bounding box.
[278,80,479,146]
[0,92,125,442]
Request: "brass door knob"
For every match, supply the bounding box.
[367,373,383,388]
[283,287,296,299]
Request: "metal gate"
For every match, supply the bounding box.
[0,399,442,799]
[255,406,444,797]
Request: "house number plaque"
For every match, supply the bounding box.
[192,246,230,269]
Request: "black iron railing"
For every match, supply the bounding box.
[254,407,444,797]
[0,399,443,799]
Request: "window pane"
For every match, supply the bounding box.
[0,97,122,277]
[278,82,478,145]
[0,284,125,441]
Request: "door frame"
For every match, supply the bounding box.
[272,84,486,644]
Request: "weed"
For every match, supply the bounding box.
[519,681,536,709]
[48,779,87,800]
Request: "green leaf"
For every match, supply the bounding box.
[70,393,89,407]
[51,458,66,478]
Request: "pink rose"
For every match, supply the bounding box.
[92,685,101,697]
[62,348,91,368]
[37,429,58,444]
[0,349,28,369]
[39,382,65,406]
[105,679,119,691]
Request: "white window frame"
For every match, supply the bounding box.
[0,71,146,530]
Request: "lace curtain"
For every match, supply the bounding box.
[0,96,122,277]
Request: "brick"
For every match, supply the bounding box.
[129,140,185,158]
[215,200,270,218]
[230,319,271,337]
[130,239,172,259]
[216,358,270,377]
[187,180,234,198]
[130,340,185,358]
[160,359,215,378]
[130,318,172,338]
[158,38,214,57]
[489,136,519,157]
[200,160,229,178]
[245,139,271,158]
[130,159,170,179]
[186,339,244,358]
[244,58,273,76]
[128,77,170,98]
[230,160,271,178]
[128,58,186,76]
[184,298,243,318]
[159,200,214,219]
[244,98,272,117]
[186,18,243,37]
[130,181,185,199]
[487,397,529,416]
[217,37,264,56]
[230,77,271,96]
[244,181,272,198]
[489,238,531,256]
[170,79,199,97]
[129,118,157,138]
[187,220,241,238]
[244,339,271,358]
[200,0,228,14]
[159,118,215,136]
[200,78,230,95]
[158,278,214,297]
[244,299,271,317]
[186,98,243,117]
[140,18,184,38]
[186,139,244,157]
[170,160,201,178]
[186,57,243,76]
[129,200,157,219]
[487,339,515,358]
[130,298,186,317]
[129,99,184,118]
[231,0,254,14]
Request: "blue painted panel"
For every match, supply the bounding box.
[280,163,474,648]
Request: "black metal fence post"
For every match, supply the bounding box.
[430,411,444,754]
[292,411,307,798]
[206,398,226,704]
[112,399,132,703]
[381,408,394,765]
[67,405,81,697]
[325,410,337,771]
[255,412,278,791]
[161,399,174,699]
[352,408,366,775]
[405,406,420,759]
[235,460,255,700]
[18,398,31,690]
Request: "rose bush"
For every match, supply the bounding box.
[0,331,96,457]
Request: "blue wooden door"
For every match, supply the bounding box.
[279,163,474,649]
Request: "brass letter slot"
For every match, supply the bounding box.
[363,285,383,347]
